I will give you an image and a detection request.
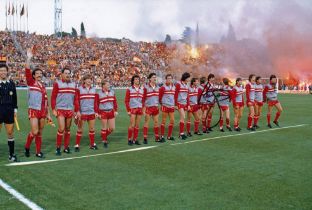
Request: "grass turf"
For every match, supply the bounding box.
[0,91,311,209]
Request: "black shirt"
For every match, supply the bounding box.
[0,80,18,110]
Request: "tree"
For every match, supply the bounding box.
[71,27,78,38]
[164,34,172,44]
[80,22,86,38]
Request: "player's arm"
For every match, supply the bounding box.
[174,83,180,106]
[159,86,164,105]
[51,82,59,116]
[125,89,131,115]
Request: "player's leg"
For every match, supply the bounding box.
[247,104,255,130]
[178,108,187,139]
[168,111,175,140]
[186,111,192,136]
[206,106,214,131]
[267,105,273,128]
[88,119,97,149]
[128,114,136,145]
[225,108,231,131]
[75,119,84,151]
[101,118,109,147]
[273,102,283,126]
[133,114,142,144]
[152,114,160,142]
[161,111,168,141]
[219,110,225,131]
[193,110,202,135]
[143,113,150,143]
[25,118,39,157]
[63,117,73,153]
[34,118,45,158]
[56,115,65,155]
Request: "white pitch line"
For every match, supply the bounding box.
[6,146,157,166]
[6,124,308,167]
[0,178,44,210]
[170,124,308,146]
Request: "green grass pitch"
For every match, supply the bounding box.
[0,90,311,209]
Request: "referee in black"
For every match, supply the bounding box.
[0,63,18,162]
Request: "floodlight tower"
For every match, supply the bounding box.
[54,0,62,38]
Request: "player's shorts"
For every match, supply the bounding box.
[0,106,14,124]
[188,104,200,113]
[255,101,264,106]
[80,114,96,121]
[233,102,244,108]
[177,103,188,111]
[200,104,209,111]
[130,108,143,115]
[268,100,279,106]
[28,108,47,119]
[161,106,175,113]
[145,106,159,116]
[57,109,74,118]
[99,110,115,120]
[220,105,229,111]
[247,101,255,107]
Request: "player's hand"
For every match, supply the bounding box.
[127,111,131,116]
[52,109,57,117]
[76,111,81,119]
[95,113,99,118]
[174,106,178,110]
[14,112,17,118]
[26,48,33,61]
[187,106,191,111]
[114,112,118,117]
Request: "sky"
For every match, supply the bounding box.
[1,0,310,42]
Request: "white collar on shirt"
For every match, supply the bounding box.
[0,79,10,84]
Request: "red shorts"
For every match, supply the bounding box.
[177,103,188,111]
[80,114,95,121]
[161,106,175,113]
[57,110,74,118]
[233,102,244,108]
[220,105,229,111]
[268,100,279,106]
[201,104,209,111]
[28,109,46,119]
[255,101,264,106]
[99,110,115,120]
[247,101,255,107]
[130,108,143,115]
[188,104,200,113]
[145,106,159,116]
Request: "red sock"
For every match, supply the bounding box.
[25,132,35,149]
[186,121,191,133]
[254,115,259,125]
[64,130,71,149]
[202,119,206,131]
[107,129,112,136]
[274,112,281,122]
[248,115,252,128]
[35,135,42,154]
[143,126,148,139]
[89,131,95,146]
[101,129,107,142]
[179,121,185,135]
[161,124,165,136]
[168,124,173,137]
[220,119,224,129]
[226,118,230,127]
[154,126,159,139]
[267,114,271,124]
[194,120,199,132]
[207,116,212,128]
[56,130,64,148]
[133,127,139,141]
[128,127,133,140]
[75,131,82,146]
